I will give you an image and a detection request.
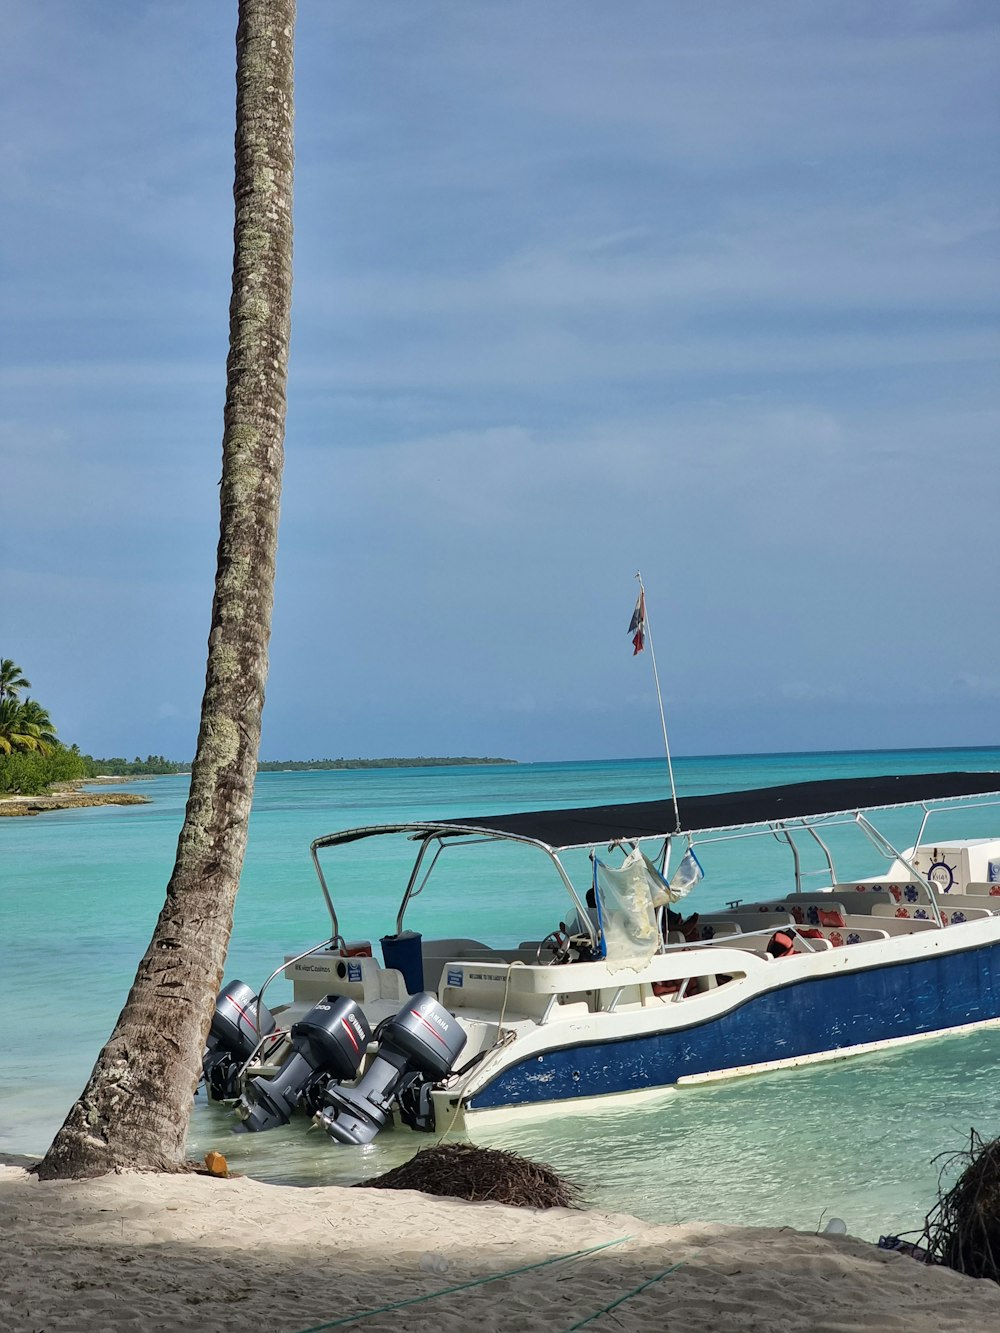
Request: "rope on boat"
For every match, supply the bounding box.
[564,1260,687,1329]
[289,1235,632,1331]
[435,958,523,1140]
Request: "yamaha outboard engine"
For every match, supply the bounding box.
[203,980,278,1102]
[233,995,372,1133]
[315,992,466,1145]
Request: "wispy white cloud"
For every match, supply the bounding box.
[296,199,999,322]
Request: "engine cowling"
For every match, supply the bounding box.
[203,980,277,1102]
[315,992,467,1145]
[232,995,372,1133]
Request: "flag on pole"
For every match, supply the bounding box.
[628,588,646,655]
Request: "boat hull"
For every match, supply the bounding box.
[464,934,1000,1111]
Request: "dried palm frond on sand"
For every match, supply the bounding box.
[922,1129,1000,1283]
[355,1141,583,1209]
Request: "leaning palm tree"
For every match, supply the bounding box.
[38,0,296,1178]
[0,659,31,703]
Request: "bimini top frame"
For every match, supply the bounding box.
[309,823,592,945]
[308,771,1000,939]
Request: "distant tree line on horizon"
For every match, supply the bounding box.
[58,755,518,777]
[0,659,516,796]
[256,757,516,771]
[84,755,189,776]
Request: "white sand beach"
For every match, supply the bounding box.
[2,1157,998,1332]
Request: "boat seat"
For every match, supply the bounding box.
[421,938,509,994]
[838,885,1000,919]
[829,887,893,915]
[844,883,999,913]
[692,921,742,941]
[929,891,1000,915]
[872,900,937,921]
[844,912,937,935]
[791,934,834,952]
[848,911,944,933]
[771,899,849,928]
[796,925,890,947]
[870,902,994,925]
[831,882,893,895]
[935,905,993,925]
[708,912,795,936]
[964,882,1000,899]
[833,881,907,898]
[663,930,735,948]
[883,883,935,907]
[839,926,890,944]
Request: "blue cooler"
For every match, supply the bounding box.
[380,930,424,995]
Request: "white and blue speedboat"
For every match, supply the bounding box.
[206,770,1000,1141]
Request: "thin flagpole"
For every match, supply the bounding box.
[635,570,681,833]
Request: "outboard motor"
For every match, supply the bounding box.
[203,980,278,1102]
[315,992,466,1145]
[233,995,372,1133]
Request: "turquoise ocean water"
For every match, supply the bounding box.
[3,746,1000,1240]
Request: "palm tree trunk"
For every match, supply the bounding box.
[37,0,296,1178]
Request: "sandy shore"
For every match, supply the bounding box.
[0,779,152,817]
[2,1158,998,1332]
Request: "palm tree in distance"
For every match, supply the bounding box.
[0,697,57,755]
[18,699,58,752]
[0,659,31,702]
[38,0,296,1178]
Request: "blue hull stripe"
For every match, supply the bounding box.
[467,939,1000,1110]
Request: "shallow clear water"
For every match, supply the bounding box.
[3,747,1000,1241]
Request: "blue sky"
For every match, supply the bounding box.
[4,1,998,762]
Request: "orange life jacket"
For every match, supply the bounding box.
[767,929,796,958]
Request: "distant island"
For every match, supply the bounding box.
[76,755,517,777]
[257,757,517,771]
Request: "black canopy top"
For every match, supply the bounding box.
[313,771,1000,853]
